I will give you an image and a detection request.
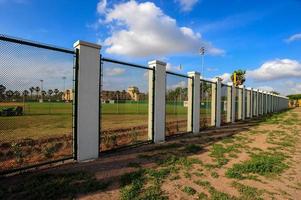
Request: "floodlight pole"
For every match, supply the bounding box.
[40,79,44,102]
[200,47,205,103]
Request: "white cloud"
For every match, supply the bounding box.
[98,1,224,57]
[219,73,231,83]
[206,67,217,72]
[166,63,183,72]
[285,33,301,43]
[247,59,301,81]
[106,67,125,76]
[168,80,187,89]
[97,0,107,14]
[175,0,199,12]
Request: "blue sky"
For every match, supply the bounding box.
[1,0,301,95]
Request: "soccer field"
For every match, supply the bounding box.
[0,101,214,141]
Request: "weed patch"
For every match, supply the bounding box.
[182,186,196,195]
[226,152,288,179]
[232,181,264,200]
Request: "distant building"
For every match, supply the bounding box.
[127,86,140,101]
[62,89,73,102]
[101,86,147,102]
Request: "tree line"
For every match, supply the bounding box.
[0,84,65,102]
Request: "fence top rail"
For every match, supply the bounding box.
[200,79,216,84]
[166,71,192,79]
[0,34,75,54]
[101,57,153,70]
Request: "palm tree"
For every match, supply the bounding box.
[23,90,29,101]
[48,89,53,101]
[29,87,35,100]
[13,91,21,101]
[41,90,46,97]
[5,90,14,101]
[231,69,246,86]
[35,86,40,100]
[0,84,6,101]
[58,91,64,101]
[54,89,59,101]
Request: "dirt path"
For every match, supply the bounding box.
[1,108,301,200]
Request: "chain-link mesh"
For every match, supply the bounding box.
[100,59,152,151]
[246,90,251,118]
[200,80,215,129]
[0,35,75,173]
[234,87,242,121]
[221,84,231,124]
[165,73,189,136]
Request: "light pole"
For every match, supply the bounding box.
[40,79,44,102]
[200,47,205,107]
[200,47,205,79]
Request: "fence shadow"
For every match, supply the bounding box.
[0,118,261,196]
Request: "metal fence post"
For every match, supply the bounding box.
[239,85,244,120]
[74,41,101,161]
[148,60,166,143]
[188,71,200,133]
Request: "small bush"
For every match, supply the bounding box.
[182,186,196,195]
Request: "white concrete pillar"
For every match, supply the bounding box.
[74,40,101,161]
[187,71,200,133]
[240,85,245,120]
[148,60,166,143]
[267,93,271,113]
[214,77,222,127]
[226,84,232,123]
[211,81,217,126]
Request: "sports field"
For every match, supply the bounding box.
[0,101,213,171]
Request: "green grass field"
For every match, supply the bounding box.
[0,101,213,142]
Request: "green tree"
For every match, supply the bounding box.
[231,69,246,86]
[29,87,35,100]
[287,94,301,100]
[0,84,6,101]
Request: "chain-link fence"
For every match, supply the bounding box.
[200,80,215,129]
[100,58,153,151]
[221,84,231,124]
[0,35,76,174]
[165,72,190,136]
[246,90,251,118]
